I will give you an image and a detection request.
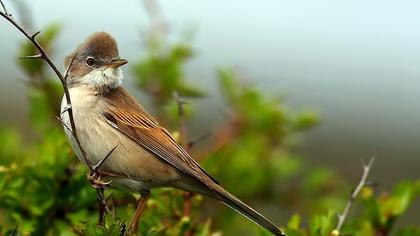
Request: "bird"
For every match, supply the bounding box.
[60,32,285,236]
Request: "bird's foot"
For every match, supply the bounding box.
[87,171,112,189]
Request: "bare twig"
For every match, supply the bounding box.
[31,30,41,39]
[333,157,375,235]
[172,92,195,220]
[92,145,118,172]
[0,0,114,224]
[96,187,110,225]
[0,2,91,170]
[172,91,189,148]
[56,116,75,136]
[188,131,211,149]
[0,0,9,16]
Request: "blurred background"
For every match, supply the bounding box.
[1,0,420,184]
[0,0,419,235]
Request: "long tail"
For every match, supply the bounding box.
[211,185,285,236]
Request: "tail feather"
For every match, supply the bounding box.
[212,185,285,236]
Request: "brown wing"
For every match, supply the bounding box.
[102,88,285,236]
[102,87,219,187]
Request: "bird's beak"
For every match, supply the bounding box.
[107,58,128,68]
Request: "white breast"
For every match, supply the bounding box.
[60,85,181,192]
[60,86,121,167]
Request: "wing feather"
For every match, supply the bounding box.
[102,88,219,186]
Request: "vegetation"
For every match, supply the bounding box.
[0,6,419,236]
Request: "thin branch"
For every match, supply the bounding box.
[57,116,115,223]
[173,91,189,149]
[0,2,92,170]
[188,131,211,149]
[0,6,62,81]
[93,145,118,172]
[63,51,77,78]
[60,111,114,222]
[89,145,118,224]
[60,104,72,116]
[172,92,195,223]
[96,187,110,225]
[0,0,115,225]
[333,157,375,234]
[56,116,73,136]
[0,0,9,16]
[31,30,40,39]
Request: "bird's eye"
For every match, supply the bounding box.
[85,57,96,66]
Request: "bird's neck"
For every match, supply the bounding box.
[69,67,123,95]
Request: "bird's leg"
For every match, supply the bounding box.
[183,192,194,216]
[129,191,150,233]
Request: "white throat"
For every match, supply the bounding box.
[80,67,123,90]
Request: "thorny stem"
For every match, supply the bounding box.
[92,145,118,172]
[333,157,375,235]
[0,0,9,16]
[173,92,189,149]
[88,145,118,224]
[173,91,195,236]
[0,2,90,170]
[173,92,195,217]
[97,188,110,225]
[0,0,114,224]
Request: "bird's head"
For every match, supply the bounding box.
[64,32,128,92]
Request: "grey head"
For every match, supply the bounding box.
[65,32,128,91]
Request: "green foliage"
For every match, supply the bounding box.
[133,32,204,108]
[206,69,319,198]
[394,228,420,236]
[1,22,217,236]
[280,181,420,236]
[18,23,63,129]
[0,128,97,236]
[0,128,21,165]
[360,181,420,235]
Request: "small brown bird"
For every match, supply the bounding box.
[60,32,284,236]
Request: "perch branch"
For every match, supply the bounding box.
[0,0,114,224]
[333,157,375,235]
[0,2,91,170]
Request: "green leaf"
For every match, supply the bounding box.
[309,210,336,236]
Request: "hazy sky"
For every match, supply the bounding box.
[1,0,420,185]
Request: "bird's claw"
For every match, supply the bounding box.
[88,171,112,189]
